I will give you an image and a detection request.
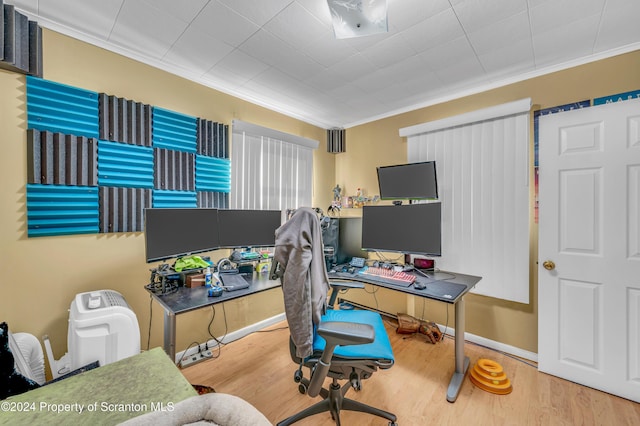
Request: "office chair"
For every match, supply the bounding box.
[273,207,397,426]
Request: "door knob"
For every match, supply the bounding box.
[542,260,555,271]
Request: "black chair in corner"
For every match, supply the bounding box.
[273,207,397,426]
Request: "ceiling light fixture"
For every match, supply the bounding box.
[327,0,388,39]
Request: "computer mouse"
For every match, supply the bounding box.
[414,282,426,290]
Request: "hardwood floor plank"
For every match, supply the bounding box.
[180,320,640,425]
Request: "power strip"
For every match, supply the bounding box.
[180,349,213,368]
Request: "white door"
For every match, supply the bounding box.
[538,98,640,402]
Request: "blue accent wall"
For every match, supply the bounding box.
[26,184,100,237]
[24,77,230,236]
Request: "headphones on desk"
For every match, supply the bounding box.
[217,258,238,274]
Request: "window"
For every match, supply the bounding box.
[231,120,317,211]
[400,99,531,304]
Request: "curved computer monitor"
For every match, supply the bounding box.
[144,208,220,263]
[217,209,282,248]
[376,161,438,200]
[361,203,441,256]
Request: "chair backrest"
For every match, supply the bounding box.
[274,207,331,359]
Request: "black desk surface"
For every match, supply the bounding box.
[328,268,481,303]
[147,273,281,315]
[148,267,478,315]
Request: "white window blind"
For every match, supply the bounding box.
[231,120,317,211]
[399,99,531,304]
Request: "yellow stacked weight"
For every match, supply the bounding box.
[469,359,512,395]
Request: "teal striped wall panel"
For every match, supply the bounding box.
[97,140,154,188]
[153,190,197,208]
[153,107,197,153]
[24,77,231,237]
[26,76,99,138]
[26,184,99,237]
[196,155,231,192]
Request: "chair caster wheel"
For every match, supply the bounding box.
[297,383,307,394]
[389,422,398,426]
[293,370,303,383]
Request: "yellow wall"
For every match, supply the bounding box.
[0,29,333,368]
[2,27,638,366]
[336,50,640,353]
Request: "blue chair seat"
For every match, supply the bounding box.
[313,309,394,362]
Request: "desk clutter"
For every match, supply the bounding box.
[146,250,273,296]
[328,262,469,302]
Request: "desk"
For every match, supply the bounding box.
[147,273,281,363]
[328,268,481,403]
[3,348,196,425]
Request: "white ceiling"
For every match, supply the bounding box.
[11,0,640,129]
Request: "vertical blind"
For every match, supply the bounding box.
[400,99,531,304]
[231,120,317,211]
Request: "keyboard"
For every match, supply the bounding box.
[357,266,416,287]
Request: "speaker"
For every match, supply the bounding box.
[327,128,345,153]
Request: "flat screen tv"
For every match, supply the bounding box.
[144,208,220,263]
[376,161,438,200]
[217,209,282,248]
[361,203,441,256]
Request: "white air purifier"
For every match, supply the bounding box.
[44,289,140,378]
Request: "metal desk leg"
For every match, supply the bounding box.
[164,310,176,364]
[447,296,469,402]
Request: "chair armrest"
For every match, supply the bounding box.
[317,321,374,346]
[307,321,374,397]
[327,281,365,307]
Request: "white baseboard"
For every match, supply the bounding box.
[339,298,538,363]
[175,313,286,363]
[444,327,538,363]
[175,311,538,365]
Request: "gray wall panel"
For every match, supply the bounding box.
[99,94,152,146]
[0,3,41,75]
[197,191,229,209]
[2,4,14,66]
[197,119,228,158]
[1,1,4,61]
[28,21,42,77]
[99,187,151,233]
[27,129,98,186]
[154,148,195,191]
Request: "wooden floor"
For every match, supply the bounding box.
[181,320,640,425]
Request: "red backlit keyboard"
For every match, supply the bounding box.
[358,266,416,286]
